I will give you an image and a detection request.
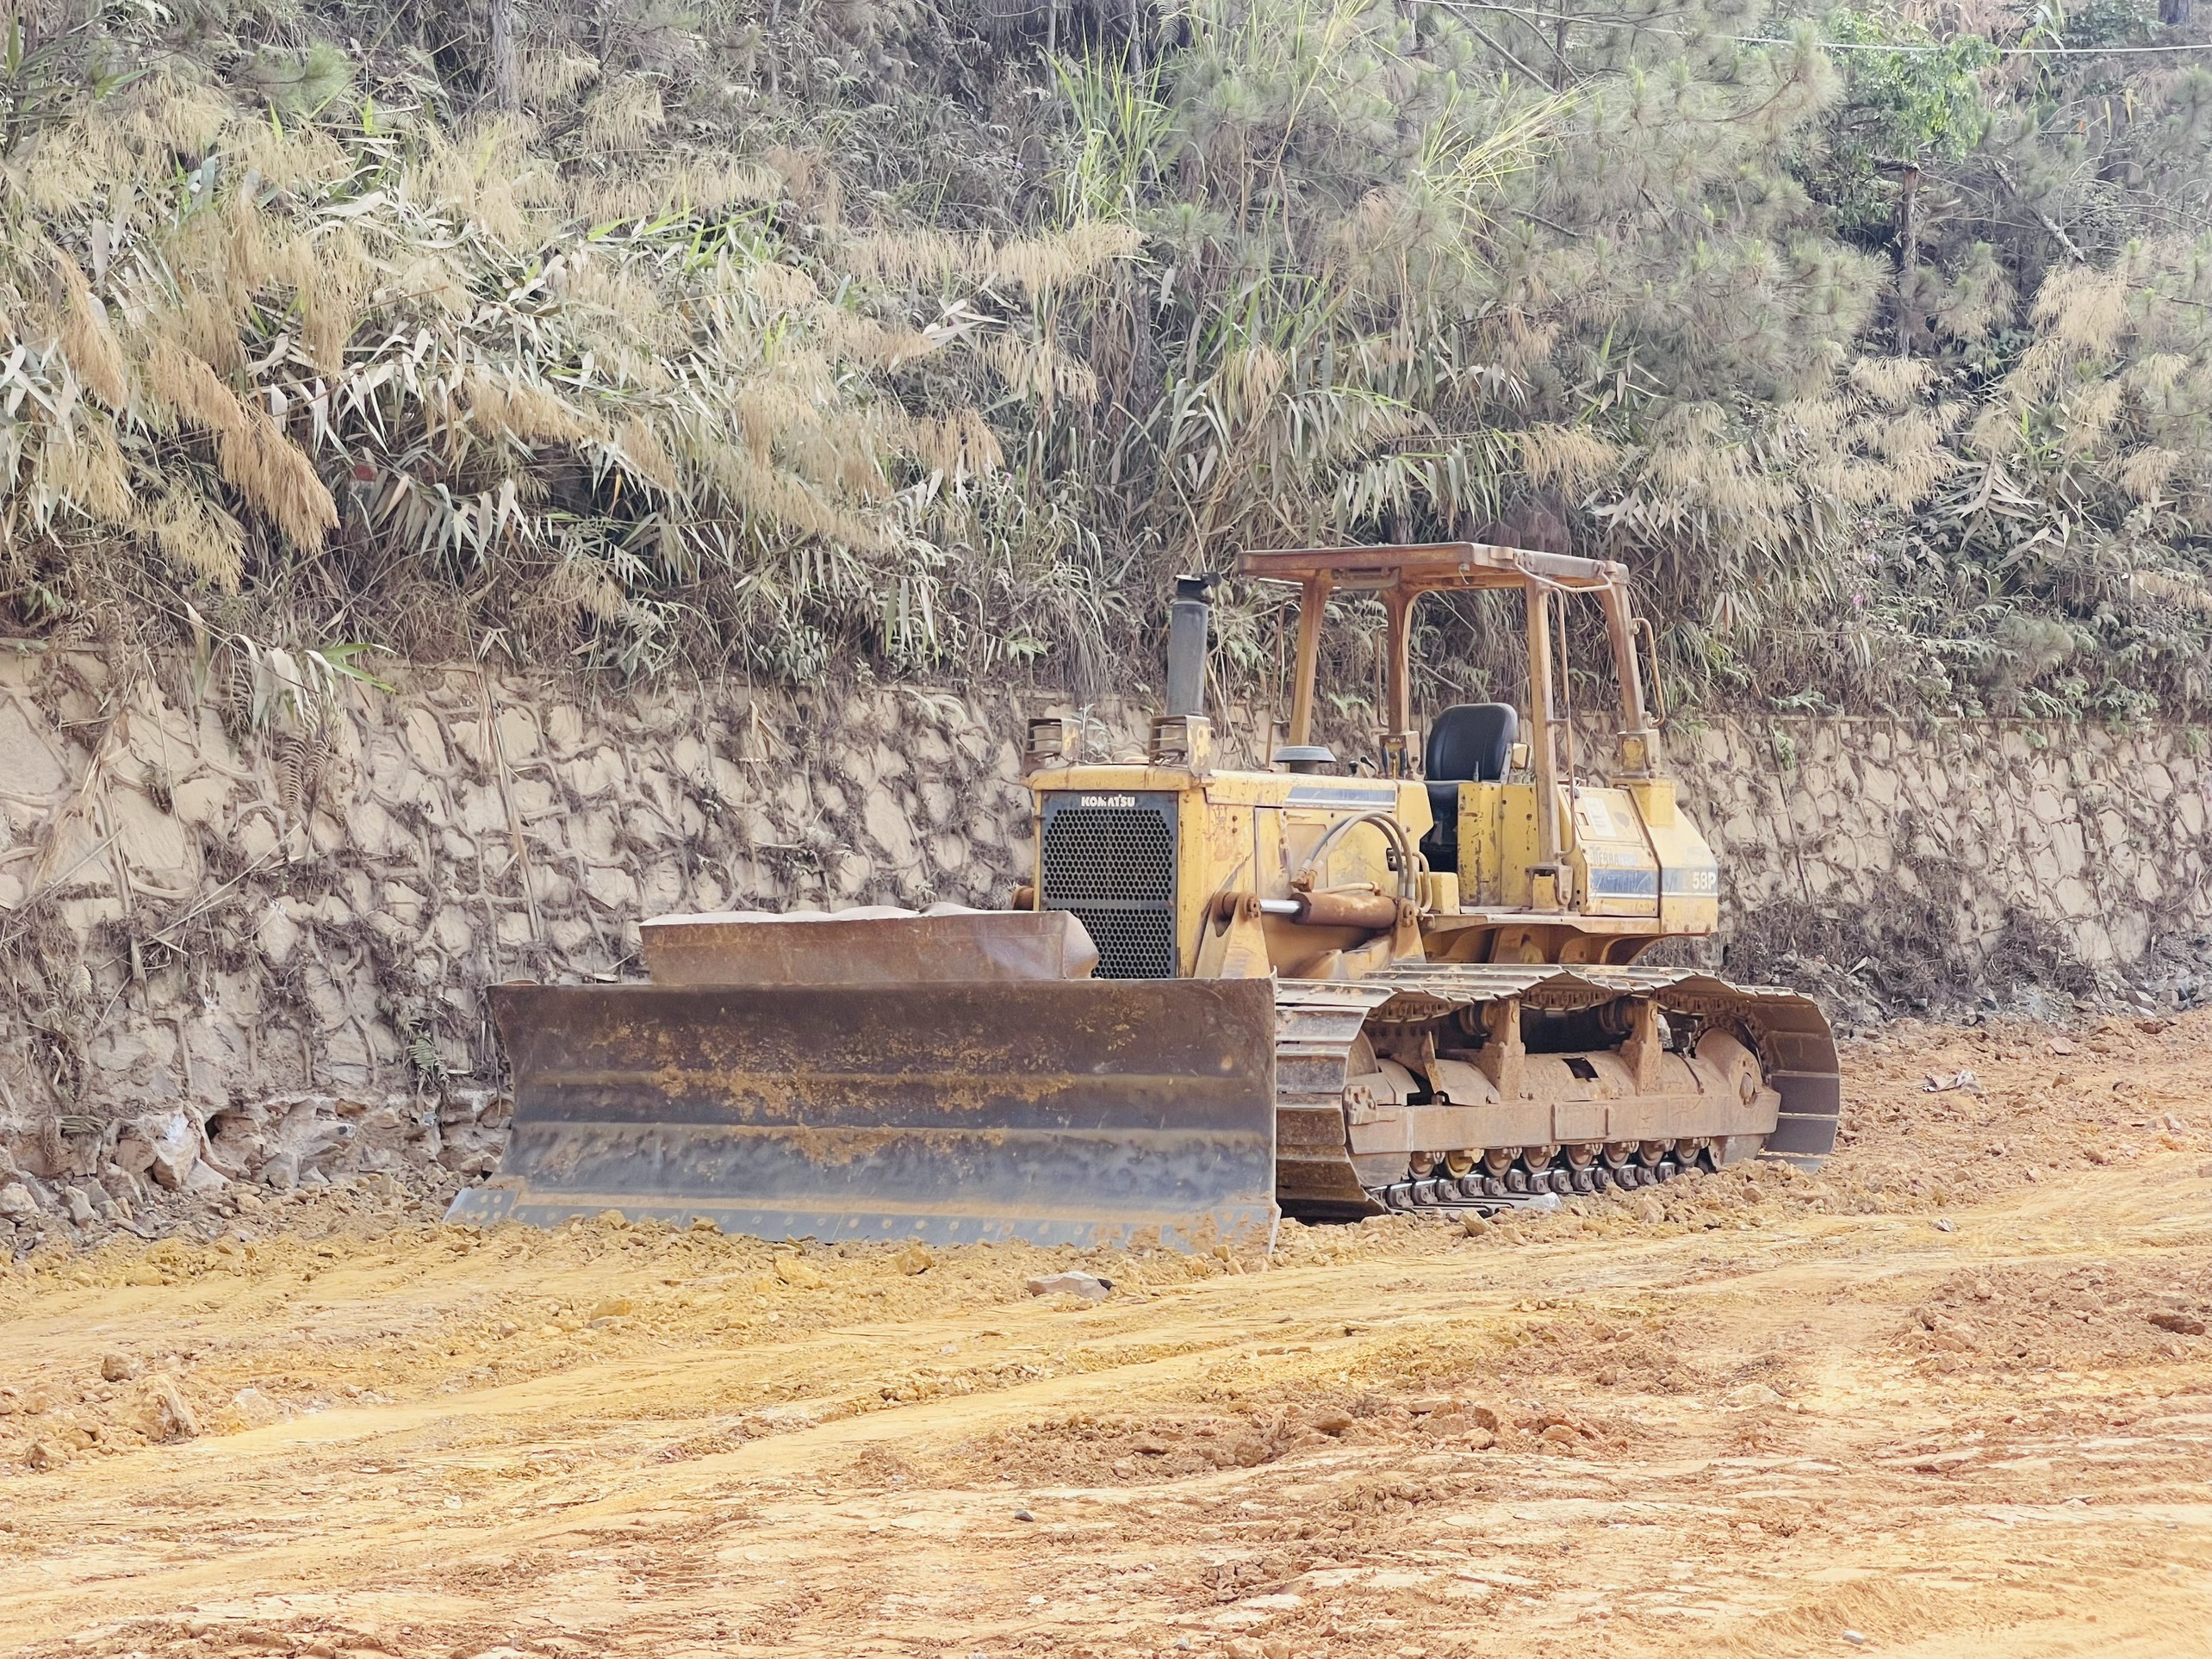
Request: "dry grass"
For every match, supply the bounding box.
[36,424,134,527]
[580,78,666,152]
[145,341,338,552]
[144,488,248,591]
[59,264,129,409]
[0,0,2204,711]
[0,59,1154,680]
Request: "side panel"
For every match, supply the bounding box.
[1569,786,1662,917]
[1628,779,1722,939]
[449,979,1280,1251]
[1456,781,1496,906]
[1462,781,1540,909]
[642,910,1101,986]
[1187,792,1258,975]
[1575,787,1663,924]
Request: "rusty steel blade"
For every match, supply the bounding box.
[447,979,1280,1251]
[640,909,1102,987]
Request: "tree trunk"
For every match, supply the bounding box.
[488,0,521,112]
[1895,164,1922,357]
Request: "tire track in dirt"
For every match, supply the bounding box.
[0,1016,2209,1656]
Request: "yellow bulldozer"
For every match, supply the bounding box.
[451,542,1837,1248]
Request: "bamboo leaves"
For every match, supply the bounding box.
[0,0,2205,718]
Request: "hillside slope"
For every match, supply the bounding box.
[1,0,2208,718]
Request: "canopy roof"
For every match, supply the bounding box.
[1237,542,1625,594]
[1232,542,1648,797]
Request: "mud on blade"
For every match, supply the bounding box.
[448,979,1280,1251]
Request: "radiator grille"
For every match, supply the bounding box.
[1040,795,1178,979]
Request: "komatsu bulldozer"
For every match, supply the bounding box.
[452,543,1837,1249]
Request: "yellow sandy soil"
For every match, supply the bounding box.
[2,1013,2209,1658]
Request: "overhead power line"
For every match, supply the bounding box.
[1425,1,2212,56]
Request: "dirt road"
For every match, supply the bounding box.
[3,1015,2210,1658]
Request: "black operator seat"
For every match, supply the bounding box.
[1422,703,1519,833]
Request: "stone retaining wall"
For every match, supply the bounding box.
[0,642,2206,1245]
[1673,716,2212,1000]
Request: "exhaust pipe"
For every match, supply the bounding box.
[1165,575,1214,718]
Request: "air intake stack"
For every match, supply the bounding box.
[1165,575,1213,718]
[1151,574,1217,771]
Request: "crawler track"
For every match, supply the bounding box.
[1271,965,1840,1224]
[1366,1145,1722,1218]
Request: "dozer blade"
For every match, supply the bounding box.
[448,978,1279,1251]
